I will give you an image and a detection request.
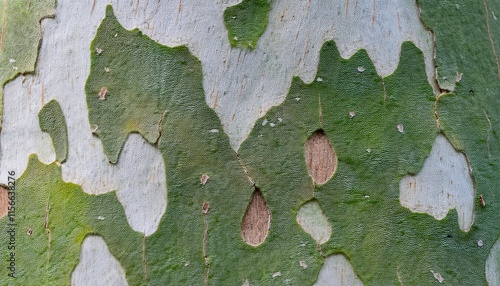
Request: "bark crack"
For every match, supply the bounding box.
[318,96,323,127]
[397,265,405,286]
[142,234,148,281]
[154,111,167,146]
[484,0,500,78]
[371,0,376,27]
[237,154,255,186]
[44,198,51,263]
[484,109,492,158]
[415,0,449,129]
[202,202,210,286]
[381,77,387,105]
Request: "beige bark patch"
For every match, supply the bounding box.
[486,238,500,286]
[241,188,271,246]
[399,134,475,232]
[305,130,337,185]
[296,200,332,245]
[314,255,363,286]
[0,185,8,218]
[71,236,128,286]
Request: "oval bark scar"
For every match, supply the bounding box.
[305,130,337,185]
[241,188,271,246]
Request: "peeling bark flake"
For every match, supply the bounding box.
[98,87,108,100]
[201,174,210,185]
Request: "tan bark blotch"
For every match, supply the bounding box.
[296,200,332,245]
[0,185,8,219]
[305,130,337,185]
[241,188,271,246]
[202,202,210,215]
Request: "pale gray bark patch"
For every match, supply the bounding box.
[114,134,167,236]
[399,134,475,232]
[296,200,332,245]
[314,255,364,286]
[486,238,500,286]
[71,236,128,286]
[0,76,56,180]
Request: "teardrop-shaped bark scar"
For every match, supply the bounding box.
[241,188,271,246]
[305,130,337,185]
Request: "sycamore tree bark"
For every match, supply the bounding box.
[0,0,499,285]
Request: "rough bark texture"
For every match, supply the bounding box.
[0,0,499,285]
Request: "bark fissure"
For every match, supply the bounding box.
[202,202,210,286]
[142,234,148,281]
[483,0,500,78]
[237,154,255,186]
[44,198,51,263]
[484,109,492,157]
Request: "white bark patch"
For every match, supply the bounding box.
[71,236,128,286]
[399,134,475,232]
[314,255,364,286]
[486,238,500,286]
[296,200,332,245]
[0,1,167,236]
[110,0,434,150]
